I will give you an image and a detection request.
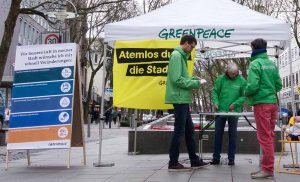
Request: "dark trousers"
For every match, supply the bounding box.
[213,116,238,161]
[169,104,199,165]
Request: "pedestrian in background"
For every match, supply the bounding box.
[92,108,99,124]
[105,107,112,128]
[165,34,209,171]
[245,38,282,179]
[112,108,118,125]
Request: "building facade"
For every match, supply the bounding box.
[0,0,55,108]
[278,39,300,111]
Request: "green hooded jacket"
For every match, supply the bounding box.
[165,46,200,104]
[245,52,282,106]
[212,74,246,112]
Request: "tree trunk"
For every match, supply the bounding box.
[84,71,96,124]
[0,0,21,84]
[201,86,208,111]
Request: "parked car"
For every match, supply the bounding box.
[142,114,155,124]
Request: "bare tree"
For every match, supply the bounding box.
[0,0,22,85]
[142,0,172,13]
[232,0,283,16]
[280,0,300,48]
[0,0,130,85]
[83,0,140,122]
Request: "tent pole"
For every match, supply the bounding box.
[94,43,114,167]
[288,39,296,116]
[288,39,299,166]
[275,46,283,140]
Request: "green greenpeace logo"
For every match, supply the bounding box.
[158,28,235,40]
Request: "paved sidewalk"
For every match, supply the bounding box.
[0,124,299,182]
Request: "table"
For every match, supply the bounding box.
[198,112,255,160]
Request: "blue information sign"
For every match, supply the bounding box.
[7,43,77,150]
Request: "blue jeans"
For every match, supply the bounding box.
[213,116,238,161]
[169,104,199,165]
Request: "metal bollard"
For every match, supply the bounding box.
[87,114,92,137]
[117,117,120,129]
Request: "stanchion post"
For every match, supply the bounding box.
[27,150,31,166]
[5,150,9,170]
[129,109,139,155]
[93,43,114,167]
[117,116,120,129]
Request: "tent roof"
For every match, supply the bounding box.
[104,0,291,58]
[105,0,290,42]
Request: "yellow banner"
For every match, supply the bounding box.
[113,40,195,109]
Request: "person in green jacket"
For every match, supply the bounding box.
[245,38,282,179]
[210,63,246,166]
[165,34,209,171]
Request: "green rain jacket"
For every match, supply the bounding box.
[245,52,282,106]
[212,74,246,112]
[165,46,200,104]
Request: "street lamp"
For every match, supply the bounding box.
[44,0,78,43]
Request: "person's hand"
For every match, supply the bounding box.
[200,79,207,84]
[214,104,219,110]
[282,125,287,131]
[194,76,207,84]
[229,104,234,110]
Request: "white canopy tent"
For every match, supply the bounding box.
[105,0,290,58]
[98,0,294,160]
[104,0,293,101]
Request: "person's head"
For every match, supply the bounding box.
[251,38,267,51]
[226,63,239,79]
[180,34,197,53]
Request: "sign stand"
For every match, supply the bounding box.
[67,149,71,168]
[94,43,114,167]
[5,44,86,170]
[27,150,31,166]
[71,53,87,166]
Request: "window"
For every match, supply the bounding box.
[27,25,31,39]
[293,73,295,84]
[283,78,285,89]
[292,48,294,58]
[296,72,299,85]
[19,20,24,37]
[279,56,281,65]
[286,77,289,88]
[23,22,27,37]
[32,28,35,41]
[285,52,287,60]
[94,54,98,64]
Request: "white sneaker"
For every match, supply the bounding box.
[251,170,273,179]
